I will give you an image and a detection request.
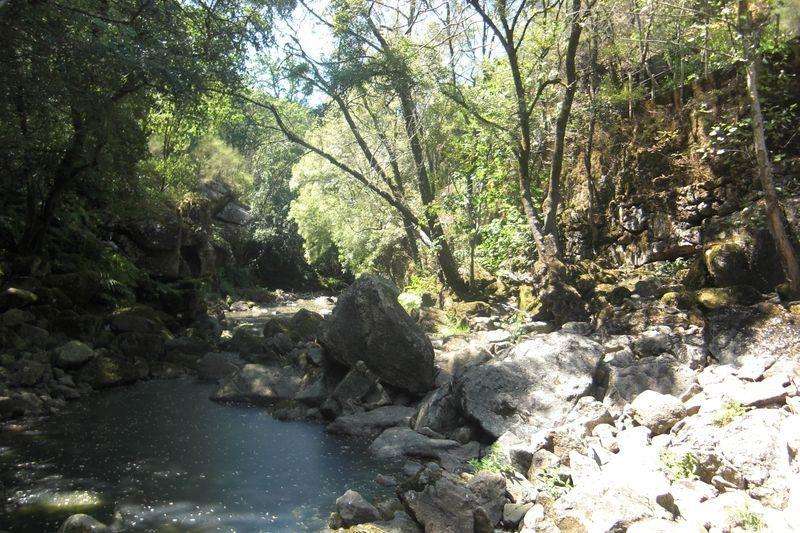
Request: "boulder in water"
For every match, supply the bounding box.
[58,513,108,533]
[330,489,382,528]
[326,405,415,437]
[78,354,146,388]
[322,275,435,394]
[369,427,460,460]
[212,363,301,404]
[196,352,243,381]
[399,466,506,533]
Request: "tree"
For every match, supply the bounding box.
[463,0,592,263]
[258,0,473,296]
[0,0,287,253]
[738,0,800,295]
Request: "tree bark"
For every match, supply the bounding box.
[395,84,470,297]
[543,0,585,254]
[739,0,800,295]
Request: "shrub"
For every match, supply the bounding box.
[467,445,514,475]
[660,451,699,481]
[735,505,763,531]
[714,400,752,427]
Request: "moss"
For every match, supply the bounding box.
[518,285,539,314]
[660,291,699,309]
[714,400,752,427]
[696,285,761,309]
[451,300,490,317]
[18,490,104,515]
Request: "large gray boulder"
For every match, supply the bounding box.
[399,467,506,533]
[322,275,435,394]
[211,364,301,404]
[413,383,464,435]
[630,390,687,435]
[457,332,604,438]
[369,427,460,460]
[327,406,415,437]
[705,304,800,366]
[606,353,697,407]
[332,490,382,528]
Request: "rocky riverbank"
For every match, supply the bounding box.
[4,269,800,533]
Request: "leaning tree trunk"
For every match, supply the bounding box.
[396,85,471,298]
[740,0,800,296]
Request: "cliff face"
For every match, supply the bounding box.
[560,51,800,293]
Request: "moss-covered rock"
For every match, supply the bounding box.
[703,240,749,286]
[452,300,490,318]
[263,316,292,338]
[288,308,324,341]
[77,354,145,388]
[21,491,104,516]
[696,285,762,309]
[43,272,103,306]
[518,286,539,315]
[660,291,699,309]
[58,513,109,533]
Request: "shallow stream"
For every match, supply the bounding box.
[0,379,392,532]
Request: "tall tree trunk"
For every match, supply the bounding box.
[543,0,585,256]
[739,0,800,295]
[395,85,470,297]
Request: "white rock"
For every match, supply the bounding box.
[630,390,687,435]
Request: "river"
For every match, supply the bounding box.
[0,379,394,532]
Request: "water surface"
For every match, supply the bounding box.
[0,379,393,532]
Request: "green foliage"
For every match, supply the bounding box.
[290,148,409,280]
[467,445,514,475]
[0,0,289,250]
[714,400,752,427]
[404,274,440,296]
[444,312,471,335]
[535,468,573,498]
[660,452,699,481]
[97,249,143,305]
[397,292,422,313]
[656,257,691,276]
[735,505,764,531]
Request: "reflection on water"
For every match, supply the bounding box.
[0,379,392,532]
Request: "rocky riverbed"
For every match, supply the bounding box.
[2,272,800,532]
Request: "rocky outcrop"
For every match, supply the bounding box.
[457,332,604,438]
[398,465,506,533]
[322,275,435,394]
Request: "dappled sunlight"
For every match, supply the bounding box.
[0,380,395,531]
